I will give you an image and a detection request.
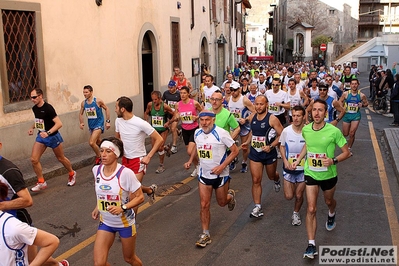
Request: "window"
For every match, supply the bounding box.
[329,9,335,15]
[250,47,257,54]
[171,21,180,69]
[0,2,45,113]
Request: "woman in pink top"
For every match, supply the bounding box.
[174,86,203,177]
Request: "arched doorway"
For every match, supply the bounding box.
[142,32,154,111]
[200,37,209,76]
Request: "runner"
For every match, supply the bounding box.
[184,111,239,248]
[79,85,111,165]
[339,79,368,155]
[173,86,203,177]
[92,137,143,266]
[144,91,176,174]
[163,80,182,154]
[242,95,284,218]
[202,74,220,109]
[265,78,290,126]
[115,96,162,207]
[279,106,306,226]
[228,82,255,173]
[292,99,351,260]
[28,89,76,191]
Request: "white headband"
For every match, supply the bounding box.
[100,141,121,158]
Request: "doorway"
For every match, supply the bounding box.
[142,32,154,111]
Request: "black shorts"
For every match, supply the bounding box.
[305,175,337,191]
[198,175,231,189]
[275,113,286,126]
[182,127,198,145]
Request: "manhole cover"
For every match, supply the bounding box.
[156,183,192,196]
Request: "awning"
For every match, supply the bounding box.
[243,0,252,9]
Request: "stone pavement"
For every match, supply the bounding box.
[10,128,399,188]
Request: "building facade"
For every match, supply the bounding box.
[0,0,250,160]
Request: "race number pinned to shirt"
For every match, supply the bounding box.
[85,107,98,119]
[35,118,45,131]
[97,194,121,212]
[152,116,164,127]
[197,144,213,160]
[268,103,280,113]
[230,108,242,120]
[168,100,177,111]
[307,152,327,172]
[346,103,359,113]
[288,153,304,171]
[180,111,193,124]
[251,135,266,152]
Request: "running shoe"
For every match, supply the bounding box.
[148,184,157,205]
[292,212,302,226]
[240,162,248,173]
[389,123,399,127]
[249,206,264,218]
[227,189,236,211]
[191,168,198,177]
[303,244,318,259]
[94,157,101,165]
[171,145,178,154]
[229,157,238,171]
[67,171,76,186]
[164,144,172,157]
[60,260,70,266]
[274,180,281,192]
[31,181,47,192]
[155,165,165,174]
[196,233,211,248]
[326,214,336,231]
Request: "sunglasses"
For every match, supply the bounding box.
[30,95,39,99]
[272,84,280,86]
[319,88,328,91]
[231,88,240,91]
[325,79,332,81]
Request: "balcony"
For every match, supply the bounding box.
[359,14,382,25]
[360,0,381,3]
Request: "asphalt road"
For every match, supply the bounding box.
[28,76,399,265]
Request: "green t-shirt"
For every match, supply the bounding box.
[302,122,347,180]
[214,107,239,132]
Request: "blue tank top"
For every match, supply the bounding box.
[316,96,335,122]
[345,91,361,114]
[248,112,277,161]
[84,97,104,130]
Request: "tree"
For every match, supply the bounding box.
[311,35,332,48]
[293,0,329,37]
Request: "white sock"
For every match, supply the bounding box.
[329,211,335,217]
[309,240,315,246]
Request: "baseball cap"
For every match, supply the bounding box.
[168,80,176,87]
[230,81,240,90]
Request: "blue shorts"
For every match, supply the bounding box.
[89,126,104,134]
[198,175,230,189]
[239,123,251,137]
[283,171,305,183]
[36,132,63,149]
[98,222,137,238]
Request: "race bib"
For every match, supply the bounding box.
[346,102,359,113]
[197,144,213,160]
[251,135,266,152]
[34,118,45,131]
[268,103,280,113]
[97,194,121,212]
[180,111,193,124]
[307,152,327,172]
[167,100,177,111]
[85,107,97,119]
[344,82,350,90]
[151,116,164,127]
[288,153,304,171]
[230,108,242,120]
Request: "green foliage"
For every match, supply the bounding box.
[311,35,332,48]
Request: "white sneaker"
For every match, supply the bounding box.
[67,171,76,186]
[292,212,302,226]
[191,168,198,177]
[148,184,157,205]
[171,145,178,154]
[250,206,264,218]
[31,181,48,192]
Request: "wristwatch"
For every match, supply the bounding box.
[47,130,51,135]
[335,118,340,122]
[269,145,274,150]
[121,204,128,212]
[105,119,111,123]
[332,157,338,165]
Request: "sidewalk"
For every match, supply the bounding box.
[14,134,154,187]
[383,128,399,178]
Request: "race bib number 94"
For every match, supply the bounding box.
[307,152,327,172]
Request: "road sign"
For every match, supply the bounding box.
[237,47,245,55]
[320,43,327,51]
